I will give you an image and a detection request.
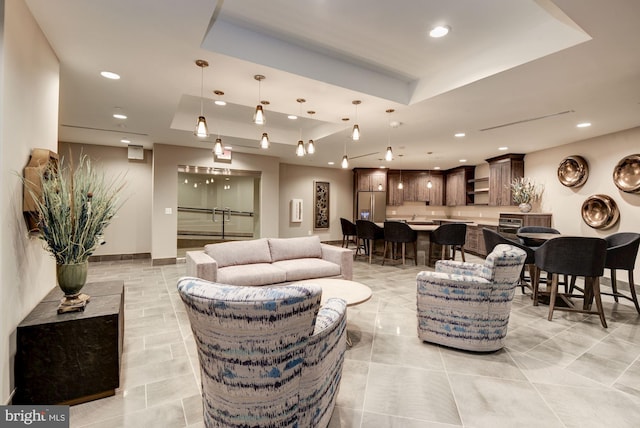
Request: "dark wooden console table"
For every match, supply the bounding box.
[14,280,124,405]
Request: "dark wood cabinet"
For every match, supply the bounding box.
[486,154,524,206]
[466,224,499,257]
[445,166,475,206]
[426,173,444,206]
[354,168,387,192]
[15,281,124,405]
[386,170,445,206]
[387,171,403,206]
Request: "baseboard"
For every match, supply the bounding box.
[152,257,177,266]
[88,253,151,262]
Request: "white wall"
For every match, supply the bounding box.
[152,144,280,261]
[0,0,59,403]
[279,163,353,241]
[59,142,153,256]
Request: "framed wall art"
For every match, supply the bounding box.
[314,181,330,229]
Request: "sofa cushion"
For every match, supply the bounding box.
[205,238,272,268]
[269,236,322,262]
[217,263,287,287]
[274,258,341,282]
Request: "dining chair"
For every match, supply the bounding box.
[482,228,535,294]
[340,217,357,248]
[534,236,608,327]
[382,221,417,266]
[431,223,467,262]
[355,220,384,264]
[602,232,640,313]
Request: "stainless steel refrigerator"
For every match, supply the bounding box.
[357,191,386,222]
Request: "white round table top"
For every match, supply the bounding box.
[296,278,372,306]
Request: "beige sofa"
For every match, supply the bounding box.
[186,236,353,286]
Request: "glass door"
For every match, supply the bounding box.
[177,166,261,254]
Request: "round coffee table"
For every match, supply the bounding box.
[296,278,372,346]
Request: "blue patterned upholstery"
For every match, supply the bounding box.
[416,244,527,352]
[177,277,347,428]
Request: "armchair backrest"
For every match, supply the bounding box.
[478,244,527,284]
[177,276,321,427]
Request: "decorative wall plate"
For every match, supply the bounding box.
[557,155,588,187]
[581,194,619,229]
[613,154,640,193]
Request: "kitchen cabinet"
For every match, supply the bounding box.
[486,154,524,206]
[387,171,403,206]
[354,168,387,192]
[465,224,498,257]
[445,166,475,206]
[425,173,444,206]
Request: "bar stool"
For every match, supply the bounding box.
[534,237,608,328]
[340,218,357,248]
[517,226,560,248]
[431,223,467,262]
[382,221,417,266]
[603,232,640,313]
[355,220,384,264]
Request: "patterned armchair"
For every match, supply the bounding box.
[177,277,347,428]
[416,244,527,352]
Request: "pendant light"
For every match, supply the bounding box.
[194,60,209,138]
[385,108,395,161]
[427,152,433,188]
[295,98,306,156]
[260,132,270,149]
[253,75,266,125]
[352,100,361,141]
[398,169,404,190]
[307,110,316,154]
[213,137,223,156]
[341,154,349,168]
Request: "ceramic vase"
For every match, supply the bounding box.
[518,202,532,213]
[56,261,88,297]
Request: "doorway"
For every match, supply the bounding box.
[177,166,261,256]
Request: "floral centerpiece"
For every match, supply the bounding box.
[24,153,125,307]
[510,177,543,212]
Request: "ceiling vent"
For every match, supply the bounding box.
[480,110,574,132]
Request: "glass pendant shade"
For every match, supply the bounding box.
[213,138,223,155]
[195,116,209,138]
[260,133,270,149]
[398,181,404,190]
[385,146,393,161]
[352,124,360,141]
[254,105,265,125]
[307,140,315,154]
[296,140,305,157]
[341,155,349,168]
[427,180,433,189]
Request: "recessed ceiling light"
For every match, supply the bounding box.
[454,132,465,138]
[214,100,226,106]
[288,115,298,120]
[577,122,591,128]
[379,166,386,169]
[459,159,467,163]
[430,25,450,38]
[498,146,508,151]
[113,113,127,119]
[120,139,130,144]
[328,161,335,165]
[434,166,441,170]
[100,71,120,80]
[224,146,232,150]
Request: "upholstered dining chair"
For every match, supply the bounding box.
[340,217,357,249]
[355,220,384,264]
[416,244,527,352]
[382,221,418,266]
[177,276,347,428]
[602,232,640,313]
[482,228,535,294]
[534,237,608,328]
[431,223,467,262]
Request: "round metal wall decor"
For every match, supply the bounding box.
[557,155,588,187]
[581,194,619,229]
[612,154,640,193]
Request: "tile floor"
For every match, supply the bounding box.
[68,252,640,427]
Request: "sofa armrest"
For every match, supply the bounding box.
[185,250,218,282]
[320,243,353,280]
[435,260,483,276]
